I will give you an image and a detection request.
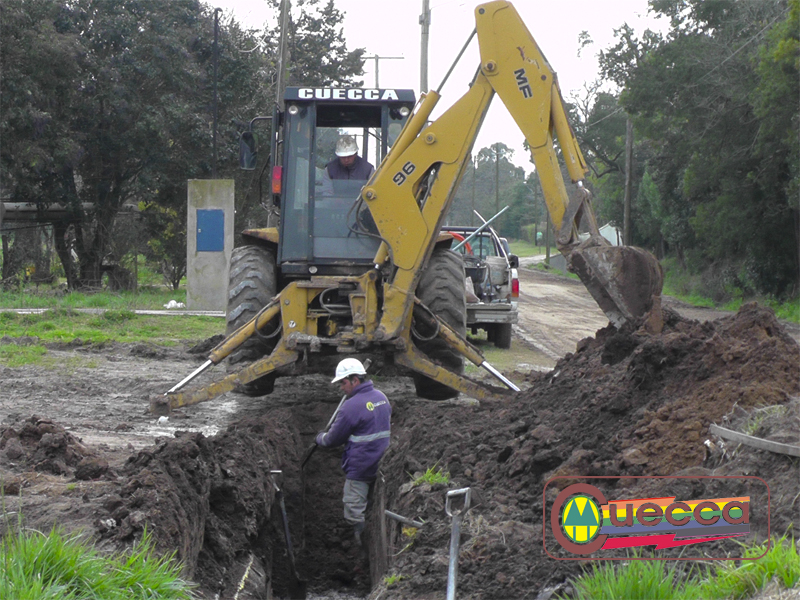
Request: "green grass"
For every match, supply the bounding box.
[527,259,580,280]
[661,257,799,324]
[0,526,193,599]
[0,344,48,368]
[699,536,800,599]
[0,344,101,369]
[569,553,701,600]
[738,405,788,436]
[0,310,221,349]
[507,239,555,257]
[412,464,450,486]
[0,288,187,311]
[563,536,799,600]
[720,296,800,322]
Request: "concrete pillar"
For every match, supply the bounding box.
[186,179,234,311]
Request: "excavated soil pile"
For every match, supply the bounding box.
[0,409,306,599]
[1,303,798,600]
[107,408,312,598]
[0,416,107,480]
[374,303,799,599]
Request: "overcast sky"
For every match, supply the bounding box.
[215,0,668,172]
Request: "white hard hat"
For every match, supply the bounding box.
[332,358,367,383]
[335,135,359,157]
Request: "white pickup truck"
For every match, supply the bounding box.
[442,226,519,349]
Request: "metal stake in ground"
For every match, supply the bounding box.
[445,487,472,600]
[271,472,307,599]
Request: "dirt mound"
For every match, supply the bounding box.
[0,416,105,480]
[374,303,800,599]
[102,409,302,598]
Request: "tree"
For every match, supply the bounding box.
[1,0,216,287]
[448,143,525,234]
[284,0,365,87]
[1,0,367,290]
[598,0,798,297]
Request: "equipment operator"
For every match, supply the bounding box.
[315,358,391,548]
[325,135,375,180]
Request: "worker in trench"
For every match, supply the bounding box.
[315,358,392,555]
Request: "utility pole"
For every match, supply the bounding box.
[212,8,222,179]
[623,117,633,245]
[364,55,404,88]
[420,0,431,92]
[471,155,476,227]
[276,0,291,110]
[494,144,500,216]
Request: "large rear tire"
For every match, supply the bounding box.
[412,249,466,400]
[493,322,513,349]
[226,245,279,396]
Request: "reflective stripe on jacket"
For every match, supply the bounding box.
[316,380,391,481]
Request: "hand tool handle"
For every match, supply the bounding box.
[301,359,371,469]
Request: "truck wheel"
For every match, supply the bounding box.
[493,323,513,349]
[226,245,279,396]
[412,248,466,400]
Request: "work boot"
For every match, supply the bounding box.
[353,521,365,548]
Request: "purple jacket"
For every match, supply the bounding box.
[316,380,391,481]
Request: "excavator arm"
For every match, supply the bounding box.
[365,0,662,339]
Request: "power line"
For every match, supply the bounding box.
[696,7,788,84]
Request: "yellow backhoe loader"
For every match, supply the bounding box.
[154,0,662,414]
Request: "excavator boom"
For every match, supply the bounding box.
[362,0,661,336]
[472,1,663,327]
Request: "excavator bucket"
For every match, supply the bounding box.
[568,243,664,329]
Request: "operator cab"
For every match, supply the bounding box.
[277,87,415,275]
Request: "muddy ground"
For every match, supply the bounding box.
[1,268,798,599]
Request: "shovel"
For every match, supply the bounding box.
[301,359,371,469]
[273,477,307,599]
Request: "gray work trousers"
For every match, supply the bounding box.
[343,479,371,526]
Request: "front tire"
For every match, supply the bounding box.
[412,249,466,400]
[226,245,279,396]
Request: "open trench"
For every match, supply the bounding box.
[105,376,424,600]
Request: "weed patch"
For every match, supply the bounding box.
[563,537,799,600]
[0,345,48,368]
[412,464,450,486]
[384,572,405,587]
[0,526,193,599]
